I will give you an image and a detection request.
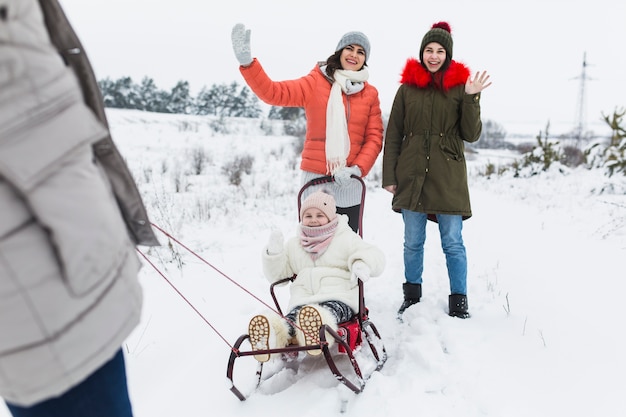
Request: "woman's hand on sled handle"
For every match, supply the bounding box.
[334,166,361,187]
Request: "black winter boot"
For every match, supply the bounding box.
[448,294,470,319]
[397,283,422,319]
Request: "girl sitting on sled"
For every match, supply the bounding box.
[248,191,385,361]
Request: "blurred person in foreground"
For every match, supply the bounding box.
[0,0,159,416]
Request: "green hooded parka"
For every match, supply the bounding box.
[382,58,482,220]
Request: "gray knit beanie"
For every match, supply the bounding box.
[335,31,371,60]
[420,22,453,61]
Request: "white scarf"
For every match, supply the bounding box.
[325,68,369,175]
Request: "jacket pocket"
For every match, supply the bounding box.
[26,144,133,296]
[439,134,465,161]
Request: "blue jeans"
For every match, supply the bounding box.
[402,210,467,295]
[6,349,133,417]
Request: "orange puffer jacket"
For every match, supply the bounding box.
[240,59,384,176]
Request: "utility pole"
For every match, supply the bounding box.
[573,52,592,143]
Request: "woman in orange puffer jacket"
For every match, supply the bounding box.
[231,24,384,233]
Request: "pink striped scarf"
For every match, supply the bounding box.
[300,217,339,260]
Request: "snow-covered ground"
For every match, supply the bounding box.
[3,109,624,416]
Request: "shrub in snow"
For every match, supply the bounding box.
[585,108,626,177]
[222,155,255,186]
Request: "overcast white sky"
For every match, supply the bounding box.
[59,0,625,136]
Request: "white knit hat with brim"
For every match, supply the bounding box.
[300,191,337,221]
[335,31,371,60]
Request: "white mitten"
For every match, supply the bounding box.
[334,166,361,186]
[350,260,370,283]
[266,229,284,255]
[231,23,253,66]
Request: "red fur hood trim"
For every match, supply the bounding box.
[400,58,470,91]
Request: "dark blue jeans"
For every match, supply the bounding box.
[6,349,133,417]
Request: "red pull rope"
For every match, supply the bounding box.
[136,248,233,349]
[140,222,307,349]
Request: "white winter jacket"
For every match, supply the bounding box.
[0,0,157,406]
[262,215,385,312]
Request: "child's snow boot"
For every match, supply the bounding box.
[397,283,422,319]
[448,294,470,319]
[296,304,337,356]
[248,315,271,362]
[248,313,291,362]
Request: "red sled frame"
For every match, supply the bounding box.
[226,176,387,400]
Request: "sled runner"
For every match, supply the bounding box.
[226,176,387,400]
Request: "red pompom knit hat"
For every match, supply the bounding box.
[419,21,453,62]
[300,191,337,221]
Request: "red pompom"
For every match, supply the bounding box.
[431,21,451,33]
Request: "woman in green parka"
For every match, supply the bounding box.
[382,21,491,320]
